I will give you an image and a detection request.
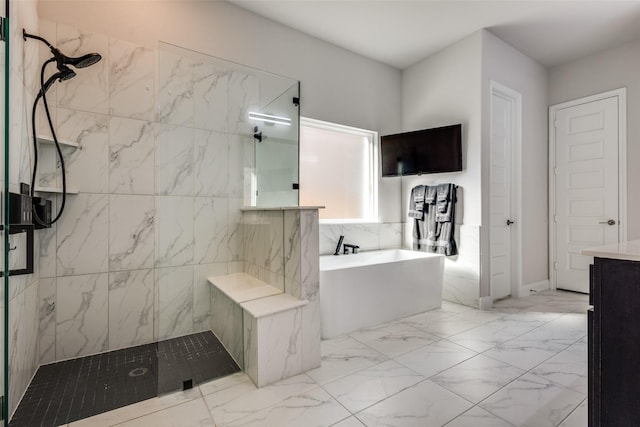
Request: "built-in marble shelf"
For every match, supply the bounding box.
[34,186,80,194]
[36,134,80,149]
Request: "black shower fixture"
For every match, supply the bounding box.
[253,126,263,142]
[39,64,76,96]
[23,29,102,227]
[23,29,102,71]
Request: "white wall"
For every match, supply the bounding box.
[549,38,640,240]
[481,30,549,295]
[401,32,483,306]
[402,32,483,226]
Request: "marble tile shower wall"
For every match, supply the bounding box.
[243,211,285,291]
[36,21,257,364]
[318,223,403,255]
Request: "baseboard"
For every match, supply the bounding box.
[526,279,550,293]
[478,296,492,311]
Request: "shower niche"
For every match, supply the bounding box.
[34,135,80,194]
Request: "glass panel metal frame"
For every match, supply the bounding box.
[2,0,9,424]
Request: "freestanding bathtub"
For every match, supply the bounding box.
[319,249,444,338]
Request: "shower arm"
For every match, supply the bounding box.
[22,29,54,49]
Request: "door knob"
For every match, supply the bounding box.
[506,219,515,226]
[598,219,616,226]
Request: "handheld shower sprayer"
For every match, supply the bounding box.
[23,29,102,227]
[38,64,76,98]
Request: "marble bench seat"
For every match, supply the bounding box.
[208,272,282,304]
[208,273,309,387]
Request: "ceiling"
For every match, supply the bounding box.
[227,0,640,69]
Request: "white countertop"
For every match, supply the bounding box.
[581,240,640,261]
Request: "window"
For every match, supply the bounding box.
[299,117,378,222]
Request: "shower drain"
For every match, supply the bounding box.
[128,367,148,377]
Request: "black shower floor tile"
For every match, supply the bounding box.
[9,331,240,427]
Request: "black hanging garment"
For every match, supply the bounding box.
[410,183,457,256]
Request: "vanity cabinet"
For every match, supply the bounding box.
[588,255,640,427]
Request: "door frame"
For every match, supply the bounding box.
[549,88,628,290]
[489,81,523,298]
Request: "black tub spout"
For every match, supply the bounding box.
[334,235,344,255]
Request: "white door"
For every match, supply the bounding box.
[554,96,620,293]
[490,84,519,300]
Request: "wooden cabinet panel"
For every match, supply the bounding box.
[590,257,640,426]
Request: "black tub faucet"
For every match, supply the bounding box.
[343,244,360,254]
[334,235,344,255]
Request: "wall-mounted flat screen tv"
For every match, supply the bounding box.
[380,124,462,177]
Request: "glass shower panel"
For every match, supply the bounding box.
[254,82,300,207]
[1,0,7,423]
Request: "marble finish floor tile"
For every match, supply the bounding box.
[530,341,587,394]
[483,337,569,371]
[223,387,350,427]
[414,317,483,338]
[439,300,476,314]
[395,340,477,378]
[450,309,507,324]
[393,308,457,329]
[517,321,586,347]
[198,372,252,397]
[307,343,388,384]
[558,399,587,427]
[349,322,440,357]
[114,398,214,427]
[432,354,525,403]
[501,311,563,326]
[322,360,425,413]
[330,417,366,427]
[321,335,364,356]
[443,406,514,427]
[68,388,203,427]
[204,373,317,426]
[447,319,538,352]
[29,290,592,427]
[355,380,473,427]
[479,373,585,427]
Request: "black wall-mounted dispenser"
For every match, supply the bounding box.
[9,190,32,226]
[33,197,52,229]
[1,185,35,277]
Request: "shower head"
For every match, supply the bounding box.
[23,29,102,70]
[51,48,102,69]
